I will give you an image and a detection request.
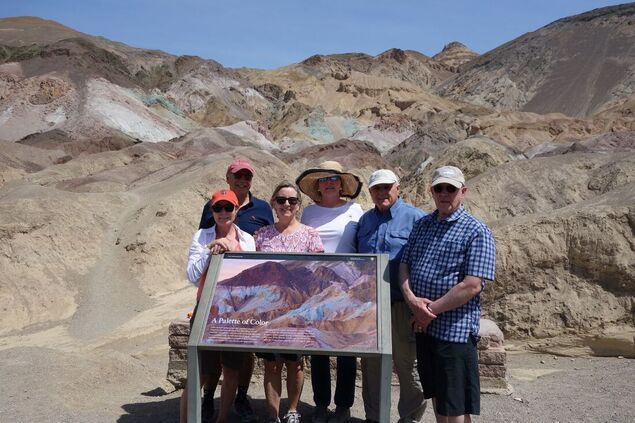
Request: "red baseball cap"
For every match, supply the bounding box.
[210,189,239,206]
[227,159,255,175]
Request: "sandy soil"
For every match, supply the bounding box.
[0,329,633,423]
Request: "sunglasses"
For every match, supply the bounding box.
[433,184,459,194]
[274,196,300,205]
[211,203,236,213]
[318,175,340,183]
[232,172,253,181]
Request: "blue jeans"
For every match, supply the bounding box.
[310,355,357,408]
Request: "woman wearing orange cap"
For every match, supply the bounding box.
[181,189,256,423]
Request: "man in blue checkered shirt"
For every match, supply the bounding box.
[399,166,496,423]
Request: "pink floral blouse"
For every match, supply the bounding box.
[254,224,324,253]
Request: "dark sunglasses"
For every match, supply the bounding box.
[433,184,459,194]
[211,203,236,213]
[274,196,300,205]
[318,175,340,183]
[233,172,253,181]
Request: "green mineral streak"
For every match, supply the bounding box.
[306,111,334,143]
[342,118,361,137]
[143,95,185,117]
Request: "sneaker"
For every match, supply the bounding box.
[312,406,329,423]
[234,396,258,422]
[283,410,302,423]
[201,391,215,423]
[328,406,350,423]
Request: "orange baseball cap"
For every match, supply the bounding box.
[210,189,239,206]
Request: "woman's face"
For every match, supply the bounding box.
[272,187,300,220]
[317,174,342,200]
[211,201,237,227]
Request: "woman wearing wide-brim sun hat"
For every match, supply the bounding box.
[295,160,363,253]
[295,160,364,422]
[296,160,363,204]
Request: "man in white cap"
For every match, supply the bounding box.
[357,169,426,423]
[399,166,496,423]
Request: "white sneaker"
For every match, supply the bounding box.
[283,410,302,423]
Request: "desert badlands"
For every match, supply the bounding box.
[0,3,634,422]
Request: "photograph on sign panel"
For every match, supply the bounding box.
[201,254,378,353]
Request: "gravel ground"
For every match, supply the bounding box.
[1,343,633,422]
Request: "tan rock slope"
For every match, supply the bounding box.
[0,5,634,363]
[437,3,635,118]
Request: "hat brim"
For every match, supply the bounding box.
[368,178,399,188]
[295,168,362,202]
[431,177,464,189]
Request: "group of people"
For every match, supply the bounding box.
[181,158,496,423]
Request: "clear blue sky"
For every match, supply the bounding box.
[1,0,625,69]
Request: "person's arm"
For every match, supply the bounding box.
[186,231,211,285]
[399,262,436,328]
[426,275,482,315]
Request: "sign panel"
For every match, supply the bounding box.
[200,252,380,354]
[188,252,392,422]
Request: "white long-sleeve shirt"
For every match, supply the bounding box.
[186,224,256,285]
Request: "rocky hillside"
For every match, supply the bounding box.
[0,8,634,358]
[437,3,635,118]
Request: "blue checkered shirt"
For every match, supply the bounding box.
[401,206,496,342]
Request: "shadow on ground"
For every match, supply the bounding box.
[118,396,180,423]
[118,395,367,422]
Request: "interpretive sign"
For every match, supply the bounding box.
[201,252,380,353]
[187,252,392,422]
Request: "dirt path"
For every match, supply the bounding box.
[68,192,153,339]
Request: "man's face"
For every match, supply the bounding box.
[226,169,253,197]
[370,183,400,213]
[430,183,466,218]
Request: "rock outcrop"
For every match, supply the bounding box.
[432,41,479,72]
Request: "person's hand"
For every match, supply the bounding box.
[408,297,436,332]
[411,315,431,333]
[207,238,231,255]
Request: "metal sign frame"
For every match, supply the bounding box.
[187,251,392,422]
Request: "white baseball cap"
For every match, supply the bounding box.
[431,166,465,188]
[368,169,399,188]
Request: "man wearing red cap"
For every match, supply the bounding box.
[199,159,274,235]
[197,159,273,422]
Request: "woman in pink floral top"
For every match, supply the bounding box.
[254,181,323,423]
